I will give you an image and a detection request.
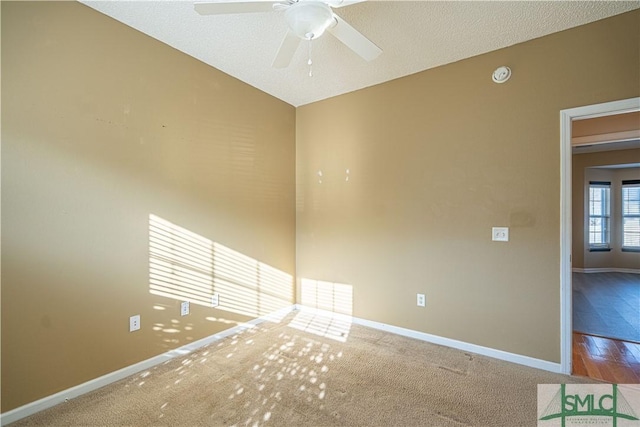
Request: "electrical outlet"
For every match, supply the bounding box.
[492,227,509,242]
[417,293,426,307]
[129,315,140,332]
[180,301,190,316]
[211,293,219,308]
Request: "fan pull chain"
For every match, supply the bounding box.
[307,37,313,77]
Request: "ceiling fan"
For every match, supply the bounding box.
[194,0,382,69]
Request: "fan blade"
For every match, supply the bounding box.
[195,0,280,15]
[272,30,301,68]
[326,0,367,8]
[328,15,381,61]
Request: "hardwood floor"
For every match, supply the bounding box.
[573,272,640,343]
[573,332,640,383]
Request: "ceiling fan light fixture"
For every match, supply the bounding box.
[285,2,334,40]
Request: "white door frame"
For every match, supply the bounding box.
[559,97,640,374]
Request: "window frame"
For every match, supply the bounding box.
[588,181,611,251]
[622,179,640,252]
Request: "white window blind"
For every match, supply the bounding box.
[588,181,611,249]
[622,180,640,250]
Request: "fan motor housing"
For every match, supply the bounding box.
[285,2,334,39]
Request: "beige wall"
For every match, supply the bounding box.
[1,2,295,412]
[573,111,640,138]
[572,152,640,269]
[296,11,640,363]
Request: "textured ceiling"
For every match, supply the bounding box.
[81,1,639,107]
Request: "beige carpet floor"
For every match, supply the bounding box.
[10,310,595,426]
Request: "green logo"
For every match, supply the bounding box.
[539,384,639,427]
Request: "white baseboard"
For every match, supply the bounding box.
[2,303,565,424]
[352,316,563,373]
[572,267,640,274]
[0,305,297,426]
[294,305,563,374]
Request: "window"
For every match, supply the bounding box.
[588,181,611,250]
[622,180,640,251]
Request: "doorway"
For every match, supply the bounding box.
[559,97,640,377]
[570,127,640,381]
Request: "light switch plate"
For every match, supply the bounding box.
[211,293,219,308]
[492,227,509,242]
